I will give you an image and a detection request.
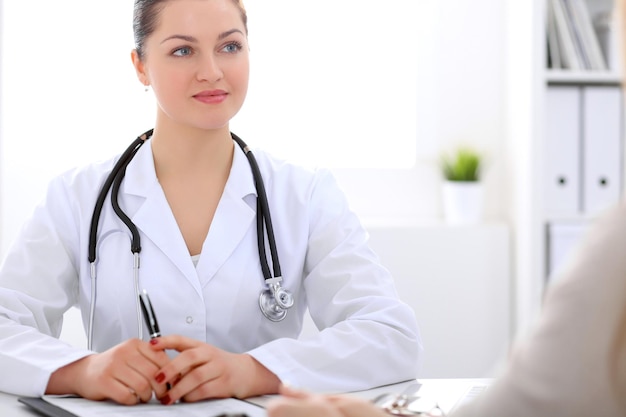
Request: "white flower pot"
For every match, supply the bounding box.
[441,181,484,225]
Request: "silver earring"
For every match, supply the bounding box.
[144,85,149,92]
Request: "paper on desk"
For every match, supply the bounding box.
[43,395,266,417]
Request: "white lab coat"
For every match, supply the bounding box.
[0,139,422,397]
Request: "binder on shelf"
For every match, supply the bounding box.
[547,0,563,69]
[549,0,582,70]
[582,86,622,214]
[547,0,608,70]
[544,86,581,216]
[561,0,592,69]
[565,0,607,70]
[593,9,620,72]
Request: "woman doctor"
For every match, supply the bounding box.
[0,0,421,406]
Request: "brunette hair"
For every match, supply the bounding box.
[133,0,248,59]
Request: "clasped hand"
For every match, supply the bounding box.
[47,335,278,405]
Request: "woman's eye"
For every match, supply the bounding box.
[222,41,242,53]
[173,46,192,57]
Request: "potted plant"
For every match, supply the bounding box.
[439,147,484,224]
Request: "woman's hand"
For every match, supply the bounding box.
[46,338,171,405]
[149,335,280,404]
[266,385,389,417]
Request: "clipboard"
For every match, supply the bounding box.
[18,395,264,416]
[18,397,78,417]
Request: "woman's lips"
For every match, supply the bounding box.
[193,90,228,104]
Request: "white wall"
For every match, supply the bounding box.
[0,1,153,255]
[366,223,511,378]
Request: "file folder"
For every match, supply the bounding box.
[582,86,622,215]
[545,86,581,216]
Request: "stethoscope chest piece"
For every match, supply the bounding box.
[259,278,294,322]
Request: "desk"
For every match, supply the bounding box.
[0,379,490,416]
[1,391,35,417]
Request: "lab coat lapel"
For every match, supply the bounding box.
[196,145,257,287]
[120,140,258,291]
[121,141,201,293]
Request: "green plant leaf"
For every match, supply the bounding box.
[440,148,482,181]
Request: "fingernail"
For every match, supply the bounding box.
[160,394,171,405]
[155,372,166,384]
[149,338,159,345]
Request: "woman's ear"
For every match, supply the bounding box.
[130,49,149,87]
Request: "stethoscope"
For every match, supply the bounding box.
[86,129,294,350]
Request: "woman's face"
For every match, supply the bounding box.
[133,0,249,132]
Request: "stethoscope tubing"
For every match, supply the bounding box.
[231,133,282,281]
[110,144,145,341]
[87,130,151,350]
[88,131,151,263]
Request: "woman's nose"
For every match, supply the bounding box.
[197,54,223,83]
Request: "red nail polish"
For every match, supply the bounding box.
[160,395,171,405]
[149,338,159,345]
[155,372,166,384]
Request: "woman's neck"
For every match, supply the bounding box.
[149,119,236,255]
[150,121,234,181]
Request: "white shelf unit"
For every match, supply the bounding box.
[506,0,623,335]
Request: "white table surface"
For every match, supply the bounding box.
[1,378,489,416]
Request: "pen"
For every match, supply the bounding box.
[139,290,161,339]
[139,289,172,391]
[139,290,173,392]
[213,414,250,417]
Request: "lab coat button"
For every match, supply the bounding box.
[186,316,194,324]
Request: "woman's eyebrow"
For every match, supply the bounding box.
[218,29,244,40]
[161,29,244,45]
[161,34,197,44]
